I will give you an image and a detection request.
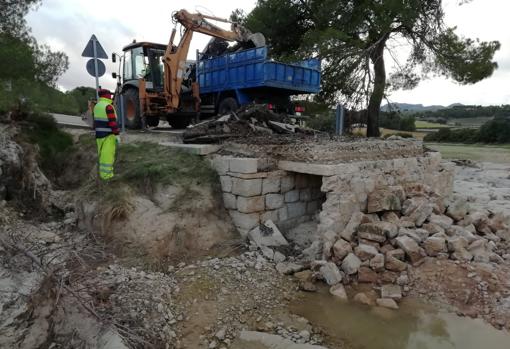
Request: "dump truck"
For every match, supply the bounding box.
[113,9,320,129]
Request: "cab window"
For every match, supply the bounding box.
[132,47,146,79]
[123,50,133,80]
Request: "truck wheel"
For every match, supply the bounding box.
[166,117,191,129]
[218,97,239,115]
[146,116,160,127]
[123,88,142,129]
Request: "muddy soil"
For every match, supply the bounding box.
[410,258,510,329]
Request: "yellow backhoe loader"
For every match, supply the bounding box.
[113,9,265,129]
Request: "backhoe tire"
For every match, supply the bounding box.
[123,88,142,129]
[218,97,239,116]
[146,116,160,127]
[166,117,191,129]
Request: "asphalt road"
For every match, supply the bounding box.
[52,113,90,129]
[51,113,186,133]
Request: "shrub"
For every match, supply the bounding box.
[306,112,335,132]
[478,116,510,143]
[379,112,416,131]
[21,112,74,174]
[424,128,479,143]
[424,116,510,144]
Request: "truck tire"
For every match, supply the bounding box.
[218,97,239,116]
[146,116,160,127]
[166,116,191,129]
[123,88,142,129]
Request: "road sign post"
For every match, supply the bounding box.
[82,34,108,99]
[93,39,100,100]
[335,104,344,135]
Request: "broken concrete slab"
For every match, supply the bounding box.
[159,142,220,155]
[354,244,379,261]
[376,298,399,310]
[341,253,362,275]
[329,284,348,301]
[332,239,353,260]
[367,188,402,213]
[380,284,402,300]
[319,262,343,285]
[395,236,425,264]
[248,220,288,248]
[357,222,397,242]
[278,161,342,176]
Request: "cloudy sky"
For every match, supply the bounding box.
[27,0,509,106]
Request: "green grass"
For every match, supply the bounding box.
[115,142,218,190]
[415,120,450,129]
[20,112,74,174]
[426,143,510,164]
[80,140,219,207]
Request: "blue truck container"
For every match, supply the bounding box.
[197,46,321,114]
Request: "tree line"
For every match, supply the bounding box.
[410,105,510,120]
[0,1,96,115]
[424,116,510,144]
[236,0,500,136]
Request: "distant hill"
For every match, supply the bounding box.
[381,103,464,112]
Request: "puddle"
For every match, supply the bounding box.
[290,288,510,349]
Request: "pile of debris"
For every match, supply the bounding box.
[184,104,316,143]
[249,183,510,311]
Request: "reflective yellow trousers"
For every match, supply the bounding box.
[96,135,116,180]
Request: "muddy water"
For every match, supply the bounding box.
[290,288,510,349]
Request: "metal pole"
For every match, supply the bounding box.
[339,105,344,135]
[92,37,100,100]
[335,104,345,135]
[335,105,340,135]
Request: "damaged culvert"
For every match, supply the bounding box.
[2,110,510,349]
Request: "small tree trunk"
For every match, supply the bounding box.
[367,40,387,137]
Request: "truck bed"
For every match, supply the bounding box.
[197,47,320,95]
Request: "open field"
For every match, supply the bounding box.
[415,120,449,129]
[449,116,493,127]
[415,117,492,130]
[426,143,510,164]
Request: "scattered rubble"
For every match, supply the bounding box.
[2,109,510,348]
[183,105,316,144]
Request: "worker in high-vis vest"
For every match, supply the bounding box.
[93,89,120,180]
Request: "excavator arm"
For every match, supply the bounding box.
[163,9,265,111]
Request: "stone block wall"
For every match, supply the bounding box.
[211,156,325,236]
[211,151,454,245]
[318,151,454,250]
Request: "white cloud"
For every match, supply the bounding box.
[27,0,256,91]
[388,0,509,106]
[27,0,507,106]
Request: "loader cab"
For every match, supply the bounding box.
[122,42,167,91]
